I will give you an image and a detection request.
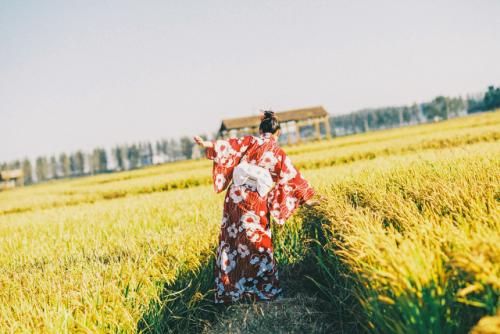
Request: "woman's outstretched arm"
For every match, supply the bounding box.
[193,136,213,148]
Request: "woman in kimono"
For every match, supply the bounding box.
[194,111,316,304]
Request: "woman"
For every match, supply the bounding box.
[194,111,316,304]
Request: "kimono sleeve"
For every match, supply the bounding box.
[268,153,315,225]
[205,136,253,193]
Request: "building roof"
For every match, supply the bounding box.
[0,169,23,181]
[219,106,327,132]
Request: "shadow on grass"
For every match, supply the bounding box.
[137,206,365,333]
[137,250,219,333]
[292,207,368,334]
[300,202,499,334]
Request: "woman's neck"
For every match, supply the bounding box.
[261,132,277,140]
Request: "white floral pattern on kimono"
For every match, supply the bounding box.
[206,134,314,303]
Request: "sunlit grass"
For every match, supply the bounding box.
[311,150,499,333]
[0,110,498,332]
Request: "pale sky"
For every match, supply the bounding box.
[1,0,499,162]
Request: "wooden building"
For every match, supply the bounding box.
[218,106,331,143]
[0,169,24,190]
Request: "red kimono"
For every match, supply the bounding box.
[205,133,315,303]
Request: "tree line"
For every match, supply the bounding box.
[1,86,499,185]
[0,136,204,185]
[329,85,500,136]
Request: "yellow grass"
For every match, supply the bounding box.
[0,110,498,332]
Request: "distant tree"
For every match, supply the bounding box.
[362,115,369,132]
[423,96,448,120]
[139,143,146,166]
[21,158,33,184]
[120,145,130,170]
[155,140,163,157]
[99,149,108,172]
[128,144,140,169]
[112,146,124,171]
[87,153,95,174]
[447,97,466,118]
[91,148,108,173]
[180,136,194,159]
[161,139,170,160]
[467,95,485,113]
[439,96,449,120]
[69,154,77,175]
[153,140,165,163]
[155,141,161,155]
[410,103,421,123]
[35,156,49,182]
[90,150,98,173]
[59,153,71,177]
[74,151,85,175]
[49,155,58,179]
[402,106,413,123]
[146,142,153,165]
[484,85,500,111]
[83,153,94,174]
[422,103,436,121]
[139,142,153,166]
[8,160,21,170]
[168,138,180,161]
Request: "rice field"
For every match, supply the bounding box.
[0,111,499,333]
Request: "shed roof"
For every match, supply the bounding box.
[0,169,23,181]
[219,106,327,132]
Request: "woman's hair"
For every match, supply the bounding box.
[259,110,281,134]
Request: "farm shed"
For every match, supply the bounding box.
[218,106,331,143]
[0,169,24,190]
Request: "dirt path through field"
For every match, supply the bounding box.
[202,246,360,334]
[204,294,334,333]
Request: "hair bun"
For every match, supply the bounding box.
[259,110,280,134]
[262,110,275,120]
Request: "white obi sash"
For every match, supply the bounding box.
[233,161,274,197]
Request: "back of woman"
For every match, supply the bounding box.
[194,111,315,304]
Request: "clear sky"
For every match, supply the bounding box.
[1,0,499,162]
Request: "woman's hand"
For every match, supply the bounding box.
[304,195,326,207]
[304,199,320,207]
[193,136,213,148]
